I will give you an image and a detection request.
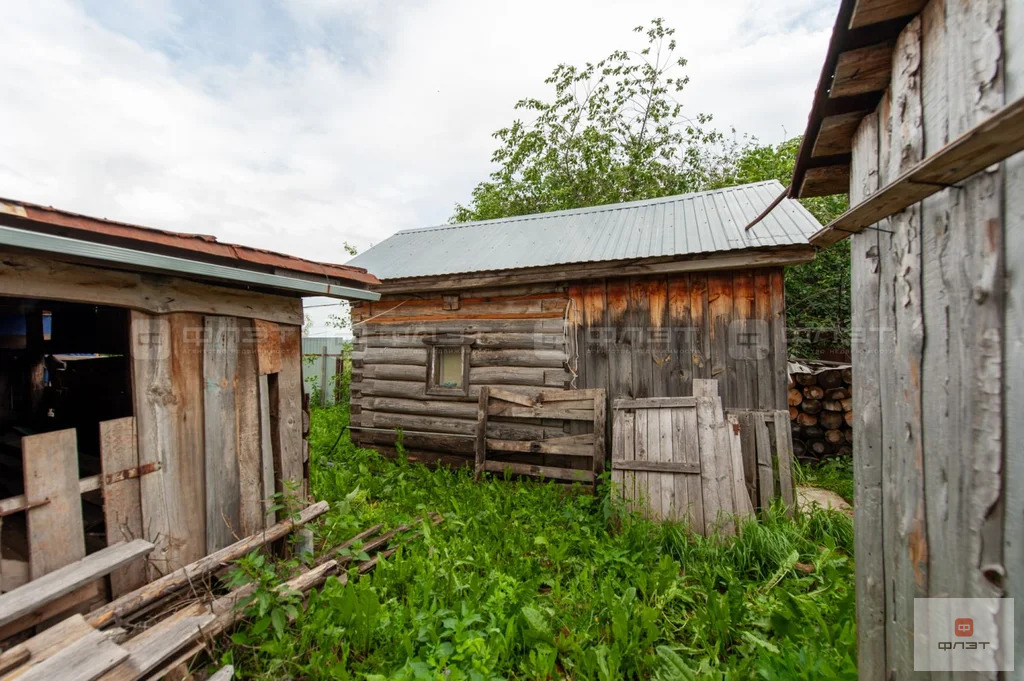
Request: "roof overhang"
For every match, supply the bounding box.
[790,0,926,198]
[0,222,380,302]
[363,244,816,296]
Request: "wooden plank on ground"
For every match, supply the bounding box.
[208,665,235,681]
[0,613,94,676]
[0,581,103,642]
[96,602,215,681]
[753,416,775,510]
[236,321,263,536]
[23,429,85,579]
[99,417,146,596]
[204,316,242,552]
[17,628,128,681]
[772,411,795,515]
[0,540,153,628]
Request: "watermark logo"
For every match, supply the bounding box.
[914,598,1014,672]
[954,618,974,637]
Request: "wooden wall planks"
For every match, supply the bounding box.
[847,1,1014,677]
[131,311,207,577]
[203,316,242,553]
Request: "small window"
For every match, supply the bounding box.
[425,337,472,396]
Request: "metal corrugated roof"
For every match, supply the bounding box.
[347,181,821,280]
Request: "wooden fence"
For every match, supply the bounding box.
[474,388,606,485]
[610,380,794,535]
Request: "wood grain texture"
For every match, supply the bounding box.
[23,429,85,579]
[253,319,282,375]
[235,321,264,537]
[0,613,94,676]
[100,417,146,596]
[131,311,207,577]
[0,540,152,628]
[16,628,127,681]
[271,325,305,500]
[203,316,242,553]
[0,251,303,325]
[830,42,894,98]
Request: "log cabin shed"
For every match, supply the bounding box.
[345,180,821,468]
[0,197,379,627]
[789,0,1023,676]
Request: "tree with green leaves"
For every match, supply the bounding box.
[453,19,850,358]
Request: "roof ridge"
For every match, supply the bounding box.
[395,180,784,237]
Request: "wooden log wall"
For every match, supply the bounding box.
[567,270,788,411]
[849,1,1019,677]
[349,287,574,466]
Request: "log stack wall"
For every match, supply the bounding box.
[350,269,790,467]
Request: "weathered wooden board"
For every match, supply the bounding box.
[23,429,85,579]
[0,540,153,628]
[0,613,94,675]
[99,417,147,596]
[235,321,264,537]
[131,311,207,577]
[96,603,215,681]
[203,316,242,553]
[270,325,305,500]
[17,628,128,681]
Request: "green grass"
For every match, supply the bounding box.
[794,458,855,505]
[217,404,857,680]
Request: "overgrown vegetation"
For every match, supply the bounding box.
[218,402,857,679]
[795,458,855,505]
[452,19,850,358]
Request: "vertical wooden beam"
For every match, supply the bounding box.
[258,375,276,527]
[23,429,84,579]
[706,273,733,407]
[131,311,206,577]
[752,271,775,410]
[100,417,146,596]
[882,19,926,676]
[319,346,328,408]
[253,319,282,376]
[1003,0,1024,665]
[850,109,886,680]
[270,325,304,501]
[474,387,489,480]
[768,269,789,411]
[236,321,264,537]
[753,416,775,512]
[591,390,606,478]
[772,410,795,516]
[667,274,694,397]
[203,316,242,553]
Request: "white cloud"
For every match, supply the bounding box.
[0,0,832,332]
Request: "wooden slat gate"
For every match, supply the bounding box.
[610,380,757,536]
[474,388,606,485]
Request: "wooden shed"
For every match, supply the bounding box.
[790,0,1022,676]
[345,180,820,470]
[0,197,379,633]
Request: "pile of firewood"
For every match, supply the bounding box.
[788,364,853,462]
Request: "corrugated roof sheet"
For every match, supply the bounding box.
[347,181,820,280]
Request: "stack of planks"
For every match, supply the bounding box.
[787,363,853,462]
[0,502,442,680]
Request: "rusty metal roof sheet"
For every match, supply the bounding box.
[0,197,378,288]
[347,181,820,280]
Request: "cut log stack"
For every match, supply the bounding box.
[787,362,853,463]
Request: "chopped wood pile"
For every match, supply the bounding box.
[787,362,853,463]
[0,501,441,681]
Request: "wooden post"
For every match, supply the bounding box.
[320,345,328,407]
[592,390,606,478]
[334,357,343,404]
[474,387,489,480]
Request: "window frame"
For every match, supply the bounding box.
[423,336,473,397]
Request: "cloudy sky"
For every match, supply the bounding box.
[0,0,835,332]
